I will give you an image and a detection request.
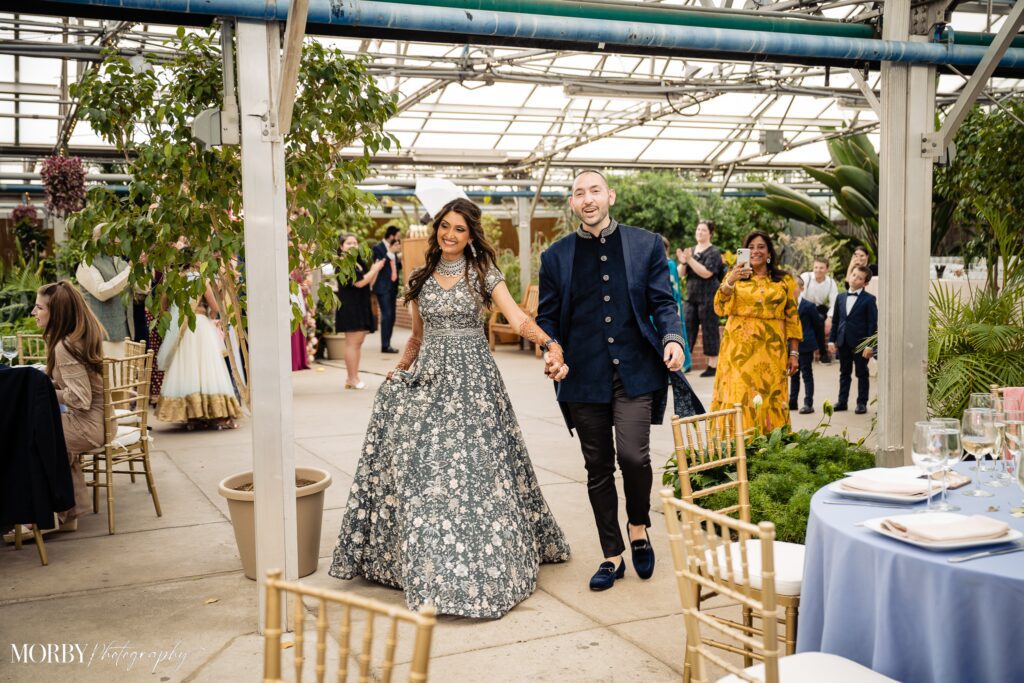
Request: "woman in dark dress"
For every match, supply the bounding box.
[678,219,726,377]
[335,233,386,390]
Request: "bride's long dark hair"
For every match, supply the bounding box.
[404,198,500,307]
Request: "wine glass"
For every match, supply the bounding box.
[961,408,996,498]
[1,336,16,366]
[989,411,1011,487]
[967,393,996,470]
[911,421,944,512]
[1004,409,1024,514]
[931,417,962,512]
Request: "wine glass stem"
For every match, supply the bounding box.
[926,472,934,511]
[941,468,950,506]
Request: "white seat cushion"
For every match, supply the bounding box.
[112,425,142,448]
[114,408,140,425]
[705,539,805,596]
[717,651,897,682]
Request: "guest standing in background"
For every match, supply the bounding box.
[829,265,878,415]
[335,234,386,390]
[76,225,132,357]
[844,245,877,287]
[290,269,310,371]
[662,236,692,373]
[799,255,839,364]
[678,220,725,377]
[789,276,819,415]
[372,226,403,354]
[33,281,106,531]
[711,230,801,432]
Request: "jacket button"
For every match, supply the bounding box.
[603,295,610,302]
[612,358,620,365]
[607,337,615,344]
[604,316,612,323]
[600,255,607,262]
[602,275,609,282]
[600,238,606,244]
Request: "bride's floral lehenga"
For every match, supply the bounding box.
[329,266,570,619]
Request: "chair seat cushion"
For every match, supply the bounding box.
[717,651,897,683]
[113,425,141,447]
[706,539,805,596]
[114,408,140,424]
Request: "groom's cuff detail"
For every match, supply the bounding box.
[662,334,685,350]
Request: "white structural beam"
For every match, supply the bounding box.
[236,19,300,632]
[924,0,1024,156]
[877,4,936,466]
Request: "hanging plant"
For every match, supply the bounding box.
[10,201,38,227]
[40,155,87,218]
[10,199,49,262]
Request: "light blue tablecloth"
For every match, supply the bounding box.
[797,465,1024,683]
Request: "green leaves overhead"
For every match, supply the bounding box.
[68,26,398,331]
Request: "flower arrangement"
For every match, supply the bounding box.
[10,201,38,227]
[40,155,87,218]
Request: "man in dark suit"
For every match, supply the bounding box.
[372,226,402,353]
[828,265,878,414]
[537,170,703,592]
[790,275,819,414]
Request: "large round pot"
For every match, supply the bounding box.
[322,333,346,360]
[217,467,332,580]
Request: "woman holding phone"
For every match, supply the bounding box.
[678,219,725,377]
[710,230,802,432]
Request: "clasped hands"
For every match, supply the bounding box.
[543,347,570,382]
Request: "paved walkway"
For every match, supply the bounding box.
[0,327,875,682]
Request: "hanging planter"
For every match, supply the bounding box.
[40,155,87,218]
[11,198,48,261]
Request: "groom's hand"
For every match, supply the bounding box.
[664,342,685,372]
[543,352,569,382]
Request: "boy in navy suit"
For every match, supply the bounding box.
[828,265,877,414]
[789,276,818,414]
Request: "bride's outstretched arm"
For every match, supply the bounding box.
[490,281,569,381]
[390,300,423,378]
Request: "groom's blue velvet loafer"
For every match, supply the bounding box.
[630,530,655,580]
[589,560,626,591]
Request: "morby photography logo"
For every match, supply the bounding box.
[9,641,191,673]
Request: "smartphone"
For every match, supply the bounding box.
[736,248,751,266]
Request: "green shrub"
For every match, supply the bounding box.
[662,419,874,543]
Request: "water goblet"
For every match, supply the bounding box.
[911,421,944,512]
[962,408,996,498]
[967,393,996,470]
[1,335,16,366]
[931,417,962,512]
[988,411,1011,487]
[1004,409,1024,514]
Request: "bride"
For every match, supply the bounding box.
[330,198,571,619]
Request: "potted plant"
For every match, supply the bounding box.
[217,467,333,579]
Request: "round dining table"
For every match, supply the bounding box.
[796,464,1024,683]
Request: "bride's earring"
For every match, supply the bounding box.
[469,241,477,259]
[767,257,772,263]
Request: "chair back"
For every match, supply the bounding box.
[670,404,750,522]
[124,338,146,358]
[100,351,153,443]
[16,332,46,366]
[522,284,540,316]
[661,492,780,683]
[263,570,436,683]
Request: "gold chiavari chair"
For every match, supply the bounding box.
[80,351,162,534]
[670,404,804,676]
[8,523,49,566]
[263,569,437,683]
[661,494,894,683]
[16,332,46,365]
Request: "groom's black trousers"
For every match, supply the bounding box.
[567,374,654,558]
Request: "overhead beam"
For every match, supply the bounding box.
[277,0,310,135]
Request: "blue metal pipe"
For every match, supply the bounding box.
[36,0,1024,68]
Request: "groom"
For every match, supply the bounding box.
[537,170,704,591]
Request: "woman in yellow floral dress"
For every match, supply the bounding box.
[711,231,801,432]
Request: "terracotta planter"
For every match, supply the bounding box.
[217,467,332,580]
[322,333,346,360]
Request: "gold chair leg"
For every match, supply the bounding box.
[13,524,22,550]
[742,606,754,667]
[128,457,137,483]
[92,457,100,514]
[32,527,48,566]
[784,604,798,656]
[106,453,116,535]
[144,452,162,517]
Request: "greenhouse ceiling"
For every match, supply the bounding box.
[1,1,1023,194]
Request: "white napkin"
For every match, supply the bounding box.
[880,515,1010,543]
[840,476,933,497]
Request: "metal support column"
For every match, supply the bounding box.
[878,3,936,466]
[516,196,531,296]
[236,19,299,631]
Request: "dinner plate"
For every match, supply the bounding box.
[827,480,940,504]
[862,513,1023,551]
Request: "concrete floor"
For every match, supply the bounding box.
[0,327,875,683]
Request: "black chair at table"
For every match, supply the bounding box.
[0,366,76,565]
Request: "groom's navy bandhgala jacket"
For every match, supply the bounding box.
[537,222,704,432]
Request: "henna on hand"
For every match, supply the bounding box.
[395,334,422,372]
